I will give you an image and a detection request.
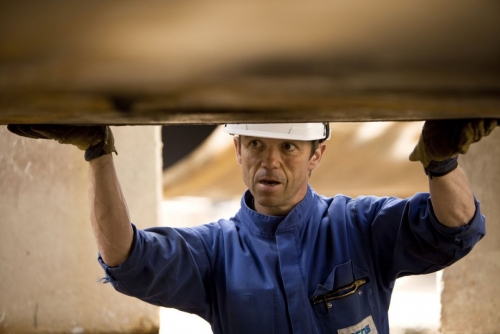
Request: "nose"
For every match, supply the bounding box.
[260,145,281,169]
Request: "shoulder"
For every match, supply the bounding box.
[314,191,432,223]
[313,192,391,211]
[177,218,240,244]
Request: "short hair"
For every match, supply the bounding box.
[310,140,319,158]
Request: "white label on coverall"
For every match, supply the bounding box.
[337,315,378,334]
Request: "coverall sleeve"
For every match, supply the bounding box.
[354,193,485,288]
[98,223,219,320]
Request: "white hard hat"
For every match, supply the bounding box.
[223,123,331,142]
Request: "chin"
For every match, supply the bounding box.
[254,196,279,208]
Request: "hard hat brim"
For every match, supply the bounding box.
[224,123,330,142]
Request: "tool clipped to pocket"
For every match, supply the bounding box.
[311,278,368,313]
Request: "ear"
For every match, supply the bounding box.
[233,137,242,165]
[309,143,326,171]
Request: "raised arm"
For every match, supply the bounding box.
[428,167,475,227]
[410,119,497,227]
[6,124,130,265]
[89,154,134,266]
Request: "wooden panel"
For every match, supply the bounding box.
[1,1,499,124]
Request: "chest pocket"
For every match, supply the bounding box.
[310,260,378,333]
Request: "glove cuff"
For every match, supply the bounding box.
[85,142,114,161]
[84,127,118,161]
[424,156,458,179]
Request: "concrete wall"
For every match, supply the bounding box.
[441,129,500,333]
[0,126,162,333]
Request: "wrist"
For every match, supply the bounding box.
[424,156,459,179]
[85,126,117,161]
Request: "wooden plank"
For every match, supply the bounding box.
[1,82,498,124]
[0,1,499,124]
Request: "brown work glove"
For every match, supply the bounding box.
[409,119,497,176]
[7,125,117,161]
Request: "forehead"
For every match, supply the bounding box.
[240,135,310,146]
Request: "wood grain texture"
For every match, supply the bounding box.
[1,1,499,124]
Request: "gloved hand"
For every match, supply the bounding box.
[7,124,117,161]
[409,119,497,177]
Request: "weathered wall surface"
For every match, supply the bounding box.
[0,126,162,333]
[441,130,500,333]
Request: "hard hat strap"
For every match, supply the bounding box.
[319,123,330,143]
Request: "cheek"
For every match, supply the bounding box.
[242,151,260,168]
[243,149,255,159]
[240,156,256,180]
[241,168,250,185]
[287,160,311,181]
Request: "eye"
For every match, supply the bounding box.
[282,142,296,151]
[249,140,261,148]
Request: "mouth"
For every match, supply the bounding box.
[258,178,281,186]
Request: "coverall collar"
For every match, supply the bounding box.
[240,185,315,235]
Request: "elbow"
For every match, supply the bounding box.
[433,197,476,227]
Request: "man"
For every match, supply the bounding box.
[7,120,497,333]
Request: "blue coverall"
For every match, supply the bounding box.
[99,186,485,333]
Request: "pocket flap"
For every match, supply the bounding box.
[312,260,370,297]
[312,260,353,297]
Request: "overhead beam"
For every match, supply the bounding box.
[0,1,499,124]
[1,86,499,125]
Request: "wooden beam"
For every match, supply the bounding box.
[2,76,499,124]
[1,1,499,124]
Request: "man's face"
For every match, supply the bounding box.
[234,135,326,216]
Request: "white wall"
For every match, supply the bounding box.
[0,125,162,333]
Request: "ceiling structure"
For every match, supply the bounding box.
[1,0,499,125]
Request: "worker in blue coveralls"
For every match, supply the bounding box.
[7,119,498,333]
